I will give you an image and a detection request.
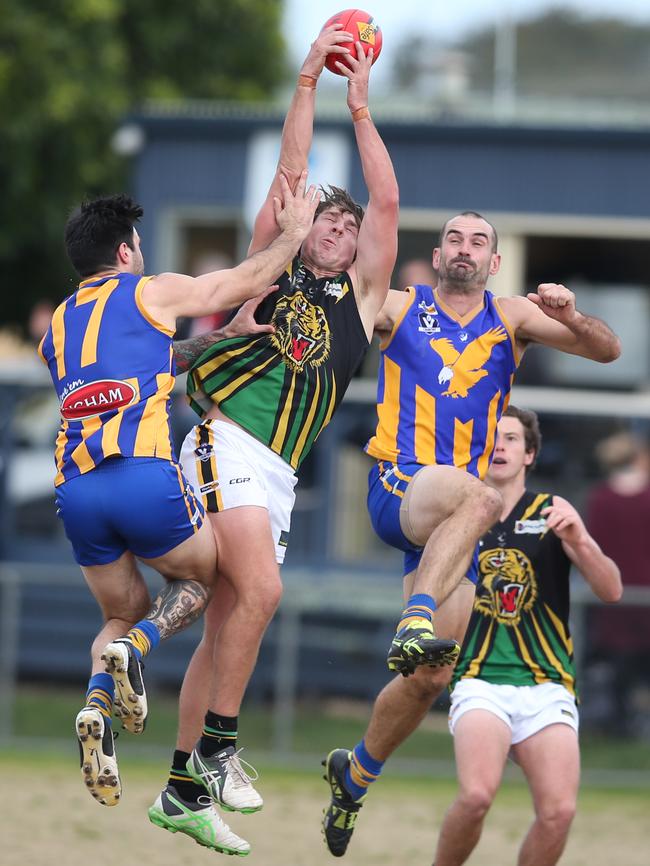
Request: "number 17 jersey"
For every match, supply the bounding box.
[38,272,176,486]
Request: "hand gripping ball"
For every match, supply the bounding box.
[322,9,382,75]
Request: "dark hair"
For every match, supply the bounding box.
[438,211,499,253]
[315,185,364,229]
[64,194,144,278]
[503,405,542,473]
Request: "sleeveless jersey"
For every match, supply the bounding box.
[453,490,577,695]
[187,256,369,470]
[365,285,518,478]
[38,272,175,487]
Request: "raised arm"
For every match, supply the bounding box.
[542,496,622,603]
[248,25,352,256]
[141,173,320,329]
[501,284,621,362]
[335,46,399,326]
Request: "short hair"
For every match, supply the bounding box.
[503,404,542,473]
[315,185,364,229]
[64,194,144,278]
[595,431,646,473]
[438,211,499,253]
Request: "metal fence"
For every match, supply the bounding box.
[2,560,649,758]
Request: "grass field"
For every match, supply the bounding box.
[3,687,650,864]
[12,686,650,774]
[2,750,649,866]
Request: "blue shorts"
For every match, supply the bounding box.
[367,460,479,583]
[55,457,204,566]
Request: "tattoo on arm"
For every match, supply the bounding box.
[173,331,225,373]
[145,579,210,640]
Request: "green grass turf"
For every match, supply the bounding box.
[8,685,650,777]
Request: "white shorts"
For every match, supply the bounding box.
[448,678,579,744]
[180,419,298,564]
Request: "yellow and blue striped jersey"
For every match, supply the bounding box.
[38,272,175,486]
[366,285,519,478]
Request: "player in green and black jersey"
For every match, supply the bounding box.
[148,24,400,851]
[434,406,622,866]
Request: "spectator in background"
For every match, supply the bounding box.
[395,257,437,291]
[585,431,650,737]
[28,299,56,345]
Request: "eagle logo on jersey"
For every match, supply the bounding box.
[270,290,331,373]
[429,327,508,398]
[475,547,538,626]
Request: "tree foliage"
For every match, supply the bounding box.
[0,0,286,327]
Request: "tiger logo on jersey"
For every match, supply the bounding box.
[270,290,331,373]
[475,547,538,626]
[429,327,508,398]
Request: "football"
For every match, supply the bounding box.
[322,9,382,75]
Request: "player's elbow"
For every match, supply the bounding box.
[604,583,623,604]
[597,336,621,363]
[600,575,623,604]
[377,187,400,215]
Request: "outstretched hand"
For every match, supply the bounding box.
[527,283,578,326]
[223,285,278,339]
[334,41,373,112]
[273,170,321,238]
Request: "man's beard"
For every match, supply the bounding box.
[440,258,487,293]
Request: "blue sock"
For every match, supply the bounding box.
[86,672,114,724]
[398,593,437,631]
[125,620,160,660]
[344,739,384,801]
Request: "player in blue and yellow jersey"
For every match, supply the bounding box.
[322,211,621,857]
[145,26,400,852]
[39,182,319,835]
[434,406,621,866]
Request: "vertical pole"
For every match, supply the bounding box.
[494,7,517,121]
[271,599,301,758]
[0,566,21,743]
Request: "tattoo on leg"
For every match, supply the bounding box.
[145,580,209,640]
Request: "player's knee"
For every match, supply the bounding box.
[458,784,494,819]
[260,577,283,618]
[239,573,283,621]
[407,664,454,701]
[473,485,502,530]
[537,798,576,831]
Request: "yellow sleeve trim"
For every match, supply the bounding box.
[135,275,175,337]
[493,296,521,367]
[379,287,416,351]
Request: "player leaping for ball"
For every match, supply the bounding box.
[39,180,318,825]
[146,23,407,855]
[321,211,621,857]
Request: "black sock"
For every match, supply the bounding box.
[168,749,204,802]
[200,711,238,757]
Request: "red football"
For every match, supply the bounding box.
[322,9,382,76]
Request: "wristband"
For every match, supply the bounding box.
[298,74,317,90]
[351,106,370,123]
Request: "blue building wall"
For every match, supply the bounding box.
[131,109,650,267]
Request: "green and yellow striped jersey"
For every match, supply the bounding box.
[187,257,369,470]
[453,490,577,695]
